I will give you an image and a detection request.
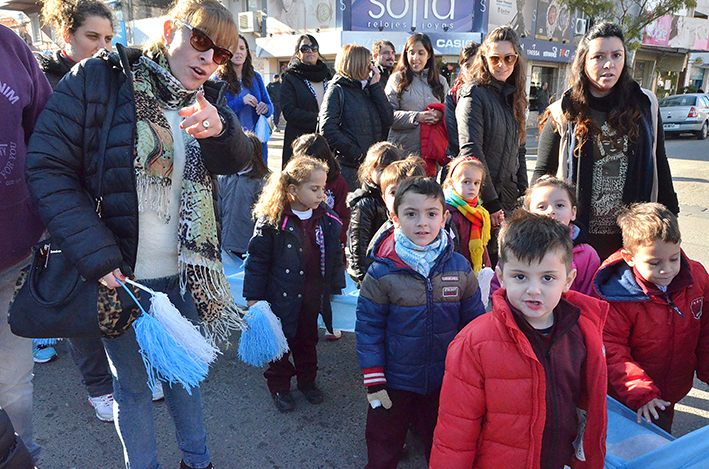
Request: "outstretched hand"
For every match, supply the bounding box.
[179,92,223,138]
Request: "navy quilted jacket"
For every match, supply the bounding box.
[356,228,486,394]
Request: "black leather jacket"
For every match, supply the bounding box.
[26,45,252,281]
[346,182,389,285]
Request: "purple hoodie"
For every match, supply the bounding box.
[0,25,51,271]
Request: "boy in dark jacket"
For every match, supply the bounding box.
[431,211,608,469]
[595,202,709,433]
[356,177,485,468]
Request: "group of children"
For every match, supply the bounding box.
[224,133,709,469]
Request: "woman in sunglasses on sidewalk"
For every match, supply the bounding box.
[25,0,252,467]
[456,25,529,265]
[280,34,333,168]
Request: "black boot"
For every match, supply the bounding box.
[179,461,213,469]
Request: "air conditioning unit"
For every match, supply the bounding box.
[574,18,589,36]
[238,11,262,36]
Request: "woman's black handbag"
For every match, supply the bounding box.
[9,240,102,338]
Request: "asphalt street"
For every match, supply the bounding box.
[29,129,709,469]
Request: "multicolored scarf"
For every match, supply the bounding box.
[132,47,245,343]
[445,189,491,274]
[394,229,448,278]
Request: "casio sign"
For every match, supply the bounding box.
[437,38,467,48]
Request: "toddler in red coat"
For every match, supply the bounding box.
[431,210,608,469]
[594,202,709,433]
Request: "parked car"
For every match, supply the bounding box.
[659,93,709,139]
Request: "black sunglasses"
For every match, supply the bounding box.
[299,44,319,53]
[174,19,233,65]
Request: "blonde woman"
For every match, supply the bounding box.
[318,43,393,190]
[26,0,252,467]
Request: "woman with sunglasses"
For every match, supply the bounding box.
[534,22,678,260]
[25,0,252,467]
[456,25,528,265]
[216,34,273,161]
[385,33,449,160]
[280,34,332,168]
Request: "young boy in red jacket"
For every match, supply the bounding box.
[431,210,608,469]
[594,202,709,433]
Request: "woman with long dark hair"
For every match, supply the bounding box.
[385,33,449,158]
[534,22,678,260]
[445,40,479,161]
[280,34,332,168]
[216,34,273,161]
[456,25,528,264]
[26,0,252,466]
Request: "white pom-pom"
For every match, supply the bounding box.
[477,267,495,308]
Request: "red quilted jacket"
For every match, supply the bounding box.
[594,250,709,410]
[419,102,448,177]
[430,289,608,469]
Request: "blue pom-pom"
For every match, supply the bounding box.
[133,313,209,394]
[32,338,59,346]
[238,301,289,367]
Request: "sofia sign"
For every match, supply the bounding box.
[350,0,474,32]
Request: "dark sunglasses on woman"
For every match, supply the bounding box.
[174,19,233,65]
[486,54,518,67]
[299,44,319,53]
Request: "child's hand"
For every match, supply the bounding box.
[367,388,392,410]
[637,398,671,424]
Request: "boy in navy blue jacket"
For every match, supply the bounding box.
[355,177,486,469]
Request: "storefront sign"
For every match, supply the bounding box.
[643,15,709,50]
[521,38,574,63]
[349,0,475,32]
[341,31,482,55]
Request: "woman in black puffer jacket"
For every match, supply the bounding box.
[280,34,332,168]
[318,44,394,190]
[456,26,528,264]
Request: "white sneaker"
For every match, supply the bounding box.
[152,382,164,402]
[324,329,342,340]
[88,394,114,422]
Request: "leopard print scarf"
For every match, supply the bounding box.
[132,47,245,343]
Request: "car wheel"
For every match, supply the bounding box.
[697,122,708,140]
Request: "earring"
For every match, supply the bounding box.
[165,43,170,50]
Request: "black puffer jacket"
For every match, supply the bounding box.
[346,182,389,286]
[35,50,74,89]
[280,59,332,167]
[456,79,528,215]
[25,45,252,282]
[243,204,346,337]
[318,74,393,169]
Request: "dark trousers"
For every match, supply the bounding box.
[264,302,320,393]
[365,387,440,469]
[653,403,675,434]
[273,103,281,127]
[68,337,113,398]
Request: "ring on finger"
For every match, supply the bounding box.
[203,119,210,130]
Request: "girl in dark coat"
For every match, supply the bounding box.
[456,26,529,265]
[25,1,252,467]
[244,156,345,413]
[534,22,678,261]
[280,34,332,168]
[318,43,394,190]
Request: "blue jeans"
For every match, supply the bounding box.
[102,275,210,469]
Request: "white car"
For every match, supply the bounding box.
[659,93,709,140]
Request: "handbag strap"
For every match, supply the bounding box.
[94,64,119,217]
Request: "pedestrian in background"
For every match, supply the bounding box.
[537,81,550,114]
[217,33,273,162]
[244,156,345,412]
[386,33,449,158]
[372,39,396,91]
[319,43,393,190]
[267,73,282,128]
[36,0,121,423]
[456,25,529,266]
[534,21,678,260]
[280,34,332,169]
[0,23,51,465]
[25,0,254,466]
